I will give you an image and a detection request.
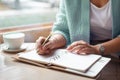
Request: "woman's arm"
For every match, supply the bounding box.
[67,37,120,55]
[52,0,70,45]
[94,37,120,55]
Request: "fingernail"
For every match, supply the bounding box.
[81,53,86,55]
[74,50,78,53]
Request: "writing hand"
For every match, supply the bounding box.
[36,34,57,55]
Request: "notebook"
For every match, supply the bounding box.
[14,49,111,78]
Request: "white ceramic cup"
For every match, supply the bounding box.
[2,32,25,50]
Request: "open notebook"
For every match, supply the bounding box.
[14,49,111,78]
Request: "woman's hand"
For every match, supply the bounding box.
[36,34,66,55]
[66,40,99,55]
[36,36,55,55]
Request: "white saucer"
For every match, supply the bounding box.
[1,45,26,53]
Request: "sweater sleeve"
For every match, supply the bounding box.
[52,0,70,45]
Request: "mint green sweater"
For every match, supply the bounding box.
[52,0,120,45]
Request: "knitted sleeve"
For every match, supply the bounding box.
[52,0,70,45]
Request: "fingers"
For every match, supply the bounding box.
[37,48,51,55]
[36,36,48,54]
[36,37,45,49]
[42,39,54,50]
[77,47,92,54]
[68,44,86,53]
[36,37,55,55]
[67,40,88,50]
[66,40,97,55]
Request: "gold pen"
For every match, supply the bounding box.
[42,33,52,46]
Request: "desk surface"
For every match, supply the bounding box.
[0,43,120,80]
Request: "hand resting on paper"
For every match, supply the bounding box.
[67,40,99,55]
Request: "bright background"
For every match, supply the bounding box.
[0,0,59,28]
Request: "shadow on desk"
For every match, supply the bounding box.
[97,55,120,80]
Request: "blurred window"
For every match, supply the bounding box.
[0,0,59,29]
